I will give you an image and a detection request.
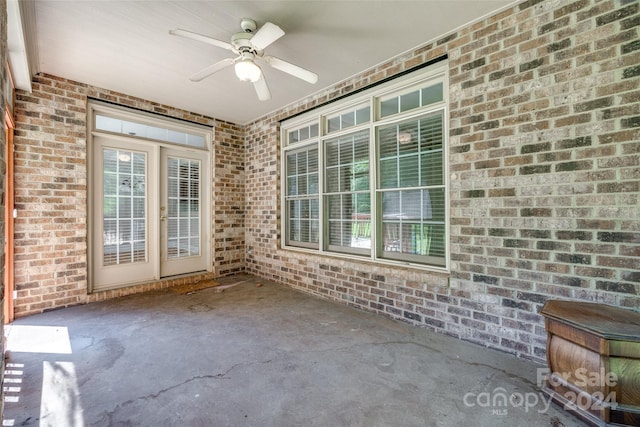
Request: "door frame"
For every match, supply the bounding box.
[4,62,16,324]
[4,109,15,323]
[160,147,210,277]
[87,101,212,292]
[91,135,159,291]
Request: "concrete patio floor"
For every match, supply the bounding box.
[3,274,586,426]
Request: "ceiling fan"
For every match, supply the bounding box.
[170,18,318,101]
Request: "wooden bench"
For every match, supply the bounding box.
[541,300,640,427]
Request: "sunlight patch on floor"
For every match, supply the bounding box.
[5,325,72,354]
[40,361,84,427]
[3,325,84,426]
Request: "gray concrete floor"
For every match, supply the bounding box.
[3,274,586,427]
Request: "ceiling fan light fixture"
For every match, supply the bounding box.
[171,19,317,101]
[235,58,262,82]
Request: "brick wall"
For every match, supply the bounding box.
[12,74,244,317]
[245,0,640,362]
[213,120,246,276]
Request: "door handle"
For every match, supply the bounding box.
[160,216,167,221]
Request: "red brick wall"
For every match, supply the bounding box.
[245,0,640,361]
[13,74,245,317]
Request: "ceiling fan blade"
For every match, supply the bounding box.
[250,22,285,50]
[169,29,233,51]
[253,74,271,101]
[263,55,318,84]
[189,57,236,82]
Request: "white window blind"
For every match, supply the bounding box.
[102,148,147,266]
[378,111,445,265]
[167,157,201,258]
[285,146,319,247]
[325,130,370,253]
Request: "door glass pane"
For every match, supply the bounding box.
[167,157,201,259]
[96,116,122,133]
[95,115,207,148]
[187,134,205,148]
[102,148,146,266]
[122,121,146,137]
[168,130,187,145]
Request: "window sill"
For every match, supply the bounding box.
[279,244,450,276]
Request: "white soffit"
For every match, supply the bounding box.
[6,0,38,92]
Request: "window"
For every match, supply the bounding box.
[325,130,370,254]
[379,82,443,118]
[326,105,370,133]
[102,148,147,266]
[282,63,447,269]
[89,102,212,291]
[285,145,319,248]
[95,115,206,148]
[378,111,445,266]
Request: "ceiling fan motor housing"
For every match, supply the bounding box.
[231,32,255,53]
[240,18,257,33]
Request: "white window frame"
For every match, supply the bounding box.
[87,101,213,292]
[283,141,320,249]
[281,63,449,271]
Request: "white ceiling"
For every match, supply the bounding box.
[12,0,516,125]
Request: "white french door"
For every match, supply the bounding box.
[91,136,209,291]
[160,148,208,277]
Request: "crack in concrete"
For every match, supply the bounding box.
[94,358,273,424]
[381,340,539,389]
[296,339,538,389]
[95,340,537,424]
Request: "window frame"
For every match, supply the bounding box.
[281,63,449,271]
[91,102,210,151]
[375,110,447,267]
[283,141,320,249]
[323,128,371,256]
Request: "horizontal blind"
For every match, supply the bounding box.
[378,111,445,265]
[281,65,447,268]
[102,149,147,266]
[167,157,201,258]
[325,130,371,252]
[285,147,319,246]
